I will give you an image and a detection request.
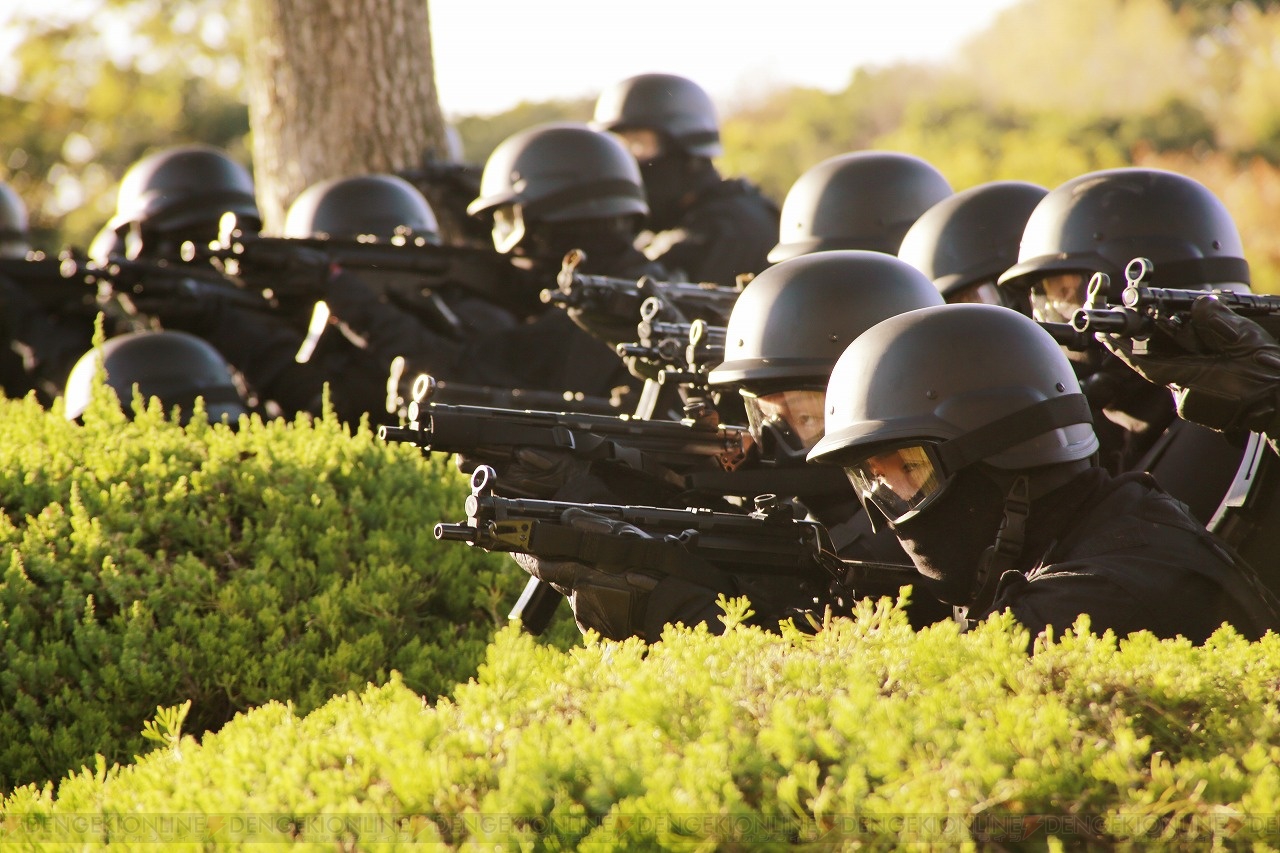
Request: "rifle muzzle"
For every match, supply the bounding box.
[434,523,477,543]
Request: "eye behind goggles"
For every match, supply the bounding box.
[844,441,950,525]
[740,387,827,463]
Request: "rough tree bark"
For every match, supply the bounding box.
[243,0,451,233]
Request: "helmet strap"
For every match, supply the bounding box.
[954,473,1030,628]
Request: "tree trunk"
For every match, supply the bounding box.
[243,0,450,233]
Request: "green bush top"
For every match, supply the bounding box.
[7,598,1280,849]
[0,388,529,791]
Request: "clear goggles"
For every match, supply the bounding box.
[613,128,666,163]
[1027,272,1090,324]
[844,441,951,525]
[741,388,827,459]
[490,204,527,254]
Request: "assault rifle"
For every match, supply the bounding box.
[379,373,756,487]
[436,465,918,634]
[1071,257,1280,342]
[540,248,744,327]
[0,252,100,314]
[190,212,545,315]
[52,250,291,330]
[383,363,629,420]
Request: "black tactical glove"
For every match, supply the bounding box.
[511,508,664,641]
[565,305,646,353]
[456,447,597,500]
[457,446,686,504]
[237,244,337,299]
[1102,296,1280,437]
[124,272,231,334]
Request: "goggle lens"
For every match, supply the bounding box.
[1028,272,1090,324]
[844,442,949,524]
[741,388,827,456]
[490,204,526,254]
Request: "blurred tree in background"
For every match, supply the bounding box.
[6,0,1280,288]
[243,0,449,232]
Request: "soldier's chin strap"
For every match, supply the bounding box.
[954,474,1030,629]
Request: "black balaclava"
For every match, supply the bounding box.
[639,155,718,231]
[889,466,1008,605]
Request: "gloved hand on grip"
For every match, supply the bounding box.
[457,446,687,504]
[511,508,664,641]
[456,447,596,499]
[1102,295,1280,438]
[238,245,337,298]
[565,305,647,353]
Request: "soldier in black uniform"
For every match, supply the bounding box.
[458,122,664,405]
[0,181,96,403]
[701,250,944,566]
[289,158,650,409]
[805,304,1280,642]
[592,73,778,286]
[279,173,525,397]
[507,251,954,639]
[769,151,953,263]
[513,303,1280,644]
[99,144,388,423]
[996,168,1252,525]
[897,180,1048,309]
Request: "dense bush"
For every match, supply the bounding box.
[7,598,1280,848]
[0,388,532,791]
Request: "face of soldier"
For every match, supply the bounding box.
[742,388,826,460]
[1028,272,1090,324]
[612,128,665,164]
[844,443,948,525]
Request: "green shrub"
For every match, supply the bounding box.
[7,598,1280,849]
[0,388,532,791]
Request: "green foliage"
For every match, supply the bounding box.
[7,603,1280,848]
[0,390,533,791]
[453,98,595,166]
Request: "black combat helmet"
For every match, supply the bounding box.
[770,152,953,263]
[63,330,250,425]
[284,174,441,243]
[707,250,945,461]
[811,304,1097,469]
[107,144,260,238]
[997,168,1250,320]
[808,304,1098,606]
[591,72,723,158]
[467,123,648,254]
[897,181,1048,304]
[0,181,29,258]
